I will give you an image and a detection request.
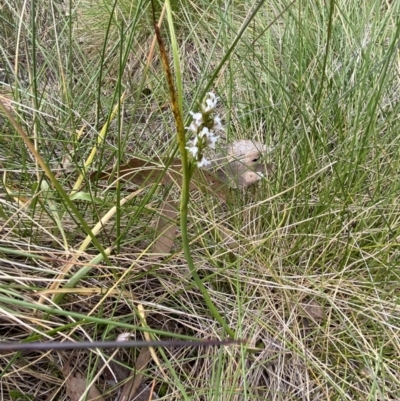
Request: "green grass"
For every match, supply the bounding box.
[1,0,400,399]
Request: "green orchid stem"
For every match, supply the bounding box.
[180,163,236,340]
[153,18,235,339]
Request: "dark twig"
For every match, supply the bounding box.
[0,339,242,352]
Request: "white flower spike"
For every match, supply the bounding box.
[185,92,222,167]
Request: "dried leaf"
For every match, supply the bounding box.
[127,383,158,401]
[301,299,325,322]
[151,194,178,255]
[63,364,105,401]
[119,348,152,401]
[89,157,167,186]
[89,139,274,195]
[89,157,228,200]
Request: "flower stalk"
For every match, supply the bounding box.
[181,97,235,339]
[185,93,223,169]
[153,21,235,339]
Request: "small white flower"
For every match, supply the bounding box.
[203,92,218,112]
[186,122,198,133]
[186,144,199,158]
[117,333,134,342]
[204,99,215,112]
[190,111,203,124]
[197,157,211,168]
[198,127,210,138]
[186,111,203,132]
[206,132,219,149]
[212,115,224,132]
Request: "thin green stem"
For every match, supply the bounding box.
[153,9,236,339]
[180,168,236,339]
